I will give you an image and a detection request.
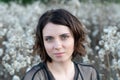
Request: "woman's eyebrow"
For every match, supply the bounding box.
[43,36,53,38]
[60,33,71,35]
[60,33,73,37]
[43,33,71,38]
[60,33,69,36]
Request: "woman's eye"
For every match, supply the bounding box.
[61,35,69,40]
[45,37,53,42]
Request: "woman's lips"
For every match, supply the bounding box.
[54,52,64,57]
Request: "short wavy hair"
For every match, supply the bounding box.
[33,9,86,62]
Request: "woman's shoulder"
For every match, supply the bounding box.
[76,62,96,70]
[74,61,100,80]
[22,62,45,80]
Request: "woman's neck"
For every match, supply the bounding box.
[47,60,75,80]
[47,60,74,73]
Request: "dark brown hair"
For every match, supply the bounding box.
[33,9,86,62]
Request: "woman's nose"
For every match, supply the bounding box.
[54,40,62,50]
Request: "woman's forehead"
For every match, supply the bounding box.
[43,22,72,36]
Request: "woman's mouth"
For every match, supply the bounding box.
[54,52,64,57]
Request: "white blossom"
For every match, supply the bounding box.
[2,63,15,75]
[0,22,3,27]
[98,49,105,61]
[0,48,3,57]
[2,54,10,61]
[82,55,90,63]
[118,59,120,69]
[118,50,120,57]
[111,59,118,69]
[12,75,20,80]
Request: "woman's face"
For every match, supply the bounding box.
[43,22,74,62]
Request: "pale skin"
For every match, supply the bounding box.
[43,22,75,80]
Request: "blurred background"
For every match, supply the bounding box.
[0,0,120,80]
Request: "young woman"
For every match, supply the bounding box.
[23,9,99,80]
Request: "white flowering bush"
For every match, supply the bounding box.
[0,1,120,80]
[96,26,120,80]
[0,2,43,79]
